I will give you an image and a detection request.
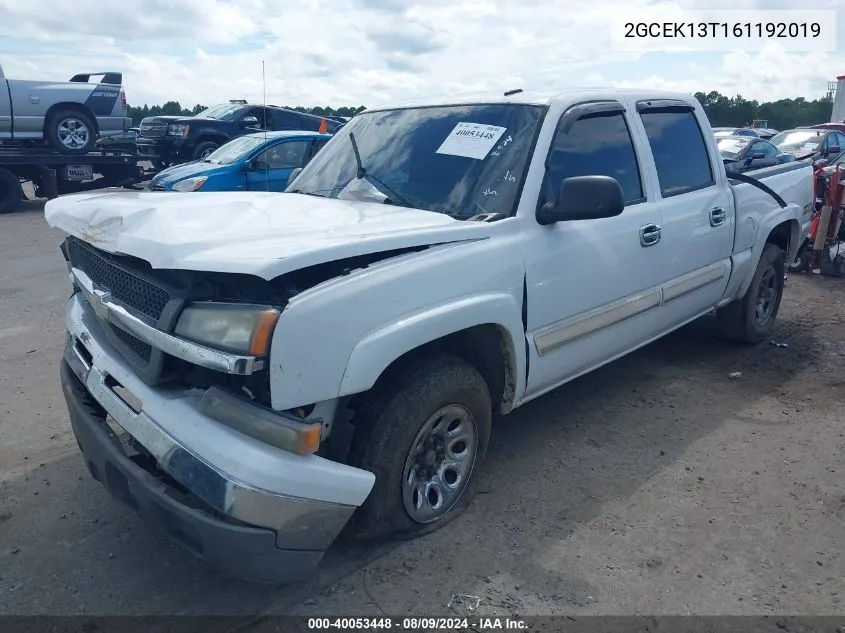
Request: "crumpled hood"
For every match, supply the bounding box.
[44,191,492,280]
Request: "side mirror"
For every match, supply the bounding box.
[286,167,303,189]
[536,175,625,225]
[242,116,260,128]
[813,159,830,169]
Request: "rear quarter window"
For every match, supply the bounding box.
[640,109,715,197]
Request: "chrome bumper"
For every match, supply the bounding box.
[63,292,375,551]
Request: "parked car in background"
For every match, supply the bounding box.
[136,100,343,166]
[95,127,139,153]
[810,121,845,134]
[713,127,760,138]
[149,130,331,192]
[717,135,794,173]
[1,63,132,153]
[770,127,845,162]
[748,120,779,139]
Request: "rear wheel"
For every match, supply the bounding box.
[0,168,23,214]
[46,109,96,153]
[716,243,785,343]
[787,242,810,273]
[347,354,492,540]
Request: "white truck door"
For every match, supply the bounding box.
[523,101,666,398]
[634,101,733,321]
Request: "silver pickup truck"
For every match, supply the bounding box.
[0,63,131,154]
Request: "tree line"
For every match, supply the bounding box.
[127,101,366,125]
[128,91,837,130]
[692,91,833,129]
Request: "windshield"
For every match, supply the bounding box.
[771,130,822,151]
[717,137,751,160]
[194,104,244,121]
[289,104,545,220]
[204,135,265,164]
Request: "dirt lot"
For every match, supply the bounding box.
[0,199,843,620]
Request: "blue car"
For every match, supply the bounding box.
[149,130,332,192]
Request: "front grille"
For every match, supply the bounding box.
[139,123,167,138]
[66,238,171,322]
[110,324,152,362]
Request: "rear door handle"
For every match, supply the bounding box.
[709,207,727,227]
[640,224,661,247]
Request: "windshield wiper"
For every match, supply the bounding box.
[348,132,415,208]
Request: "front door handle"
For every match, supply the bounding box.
[709,207,727,227]
[640,223,662,247]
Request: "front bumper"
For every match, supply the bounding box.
[60,292,375,582]
[135,138,189,163]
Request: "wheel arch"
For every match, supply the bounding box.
[736,216,799,299]
[43,102,100,135]
[339,295,525,416]
[194,133,229,147]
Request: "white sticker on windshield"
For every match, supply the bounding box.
[436,122,507,160]
[802,142,818,151]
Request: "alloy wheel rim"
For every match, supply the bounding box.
[58,118,90,149]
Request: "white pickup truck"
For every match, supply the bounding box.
[46,89,813,583]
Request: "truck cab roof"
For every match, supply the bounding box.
[366,88,697,112]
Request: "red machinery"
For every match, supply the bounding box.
[810,161,845,270]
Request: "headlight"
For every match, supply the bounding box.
[171,176,208,192]
[167,123,189,136]
[174,303,280,356]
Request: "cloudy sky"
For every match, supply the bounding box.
[0,0,843,110]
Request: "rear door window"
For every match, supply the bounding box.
[307,138,330,163]
[639,109,715,197]
[271,110,306,131]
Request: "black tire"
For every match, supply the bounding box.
[45,109,96,153]
[193,141,220,160]
[0,168,23,214]
[716,243,785,344]
[347,354,492,541]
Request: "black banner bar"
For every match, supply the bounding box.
[0,616,844,633]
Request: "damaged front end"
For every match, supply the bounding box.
[59,234,425,455]
[58,233,382,581]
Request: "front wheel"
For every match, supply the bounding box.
[192,141,219,160]
[347,355,492,540]
[716,243,785,344]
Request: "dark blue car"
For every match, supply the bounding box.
[150,131,332,192]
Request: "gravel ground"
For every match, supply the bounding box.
[0,198,843,621]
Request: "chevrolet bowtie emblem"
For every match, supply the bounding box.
[90,289,112,320]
